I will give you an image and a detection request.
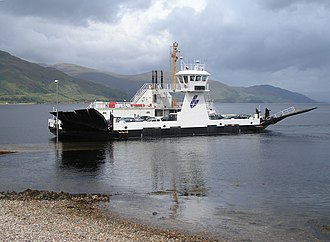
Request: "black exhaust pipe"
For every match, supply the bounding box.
[161,70,163,88]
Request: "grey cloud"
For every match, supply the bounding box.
[0,0,151,25]
[174,0,330,73]
[257,0,330,10]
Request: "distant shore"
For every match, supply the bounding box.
[0,189,220,241]
[0,102,36,105]
[0,150,16,155]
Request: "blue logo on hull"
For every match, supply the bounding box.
[190,95,199,108]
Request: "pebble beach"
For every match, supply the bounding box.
[0,190,220,241]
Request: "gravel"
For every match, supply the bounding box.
[0,190,220,241]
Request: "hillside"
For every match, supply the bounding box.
[54,63,316,103]
[0,50,317,104]
[233,85,315,103]
[53,63,164,97]
[209,81,315,103]
[0,51,128,103]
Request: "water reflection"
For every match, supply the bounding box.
[50,138,209,195]
[147,138,208,196]
[50,137,209,218]
[132,138,209,219]
[61,149,105,171]
[53,140,113,174]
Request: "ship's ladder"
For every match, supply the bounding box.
[270,106,295,119]
[130,83,150,103]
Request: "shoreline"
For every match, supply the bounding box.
[0,150,17,155]
[0,189,223,241]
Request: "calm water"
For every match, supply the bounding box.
[0,103,329,241]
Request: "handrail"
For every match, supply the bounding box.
[130,83,181,103]
[271,106,295,118]
[130,83,150,103]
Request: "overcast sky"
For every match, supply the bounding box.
[0,0,329,101]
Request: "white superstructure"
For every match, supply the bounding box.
[109,51,261,133]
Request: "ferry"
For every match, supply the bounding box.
[48,42,316,140]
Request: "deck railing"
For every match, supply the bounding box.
[271,106,295,118]
[130,83,150,103]
[130,83,180,103]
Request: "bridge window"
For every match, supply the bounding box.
[202,76,207,81]
[190,75,195,82]
[183,76,188,83]
[195,86,205,90]
[178,76,183,83]
[196,76,201,81]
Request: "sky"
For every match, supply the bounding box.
[0,0,329,102]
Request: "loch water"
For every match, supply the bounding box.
[0,103,329,241]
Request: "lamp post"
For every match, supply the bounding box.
[54,79,59,144]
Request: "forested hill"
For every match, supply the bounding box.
[0,50,127,103]
[209,81,316,103]
[0,50,317,103]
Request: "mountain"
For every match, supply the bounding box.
[234,85,315,103]
[53,63,163,97]
[209,81,315,103]
[0,50,317,104]
[54,63,316,103]
[0,51,128,103]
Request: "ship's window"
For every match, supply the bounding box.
[202,76,207,81]
[195,86,205,90]
[190,75,195,82]
[178,76,183,83]
[196,76,201,81]
[183,76,188,83]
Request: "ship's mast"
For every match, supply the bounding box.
[171,42,179,90]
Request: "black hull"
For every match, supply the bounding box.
[124,125,265,139]
[49,128,113,140]
[50,124,265,141]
